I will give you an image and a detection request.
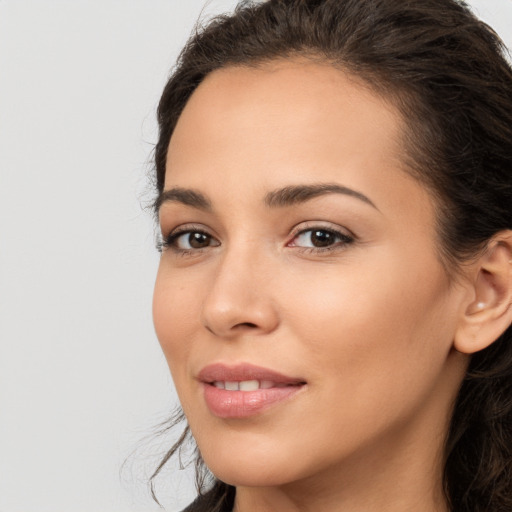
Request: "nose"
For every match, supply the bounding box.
[201,249,280,339]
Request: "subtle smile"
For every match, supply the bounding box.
[199,364,307,419]
[212,380,297,391]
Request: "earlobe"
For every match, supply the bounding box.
[454,231,512,355]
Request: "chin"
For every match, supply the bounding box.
[198,435,308,488]
[208,460,298,488]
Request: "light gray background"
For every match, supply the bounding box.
[0,1,511,511]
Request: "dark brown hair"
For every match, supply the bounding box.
[151,1,512,511]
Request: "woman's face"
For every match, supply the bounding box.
[153,60,469,490]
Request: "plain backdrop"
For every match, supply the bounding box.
[0,1,511,511]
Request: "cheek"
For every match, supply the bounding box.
[282,251,454,406]
[152,265,199,380]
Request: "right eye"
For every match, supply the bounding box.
[163,229,220,251]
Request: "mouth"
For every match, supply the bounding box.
[210,380,299,391]
[198,363,307,419]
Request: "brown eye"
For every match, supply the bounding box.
[310,230,336,247]
[168,230,219,251]
[291,228,353,249]
[187,232,211,249]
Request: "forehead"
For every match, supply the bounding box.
[165,59,425,216]
[167,59,405,180]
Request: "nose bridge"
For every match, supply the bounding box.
[201,237,278,337]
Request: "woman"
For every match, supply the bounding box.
[150,1,512,511]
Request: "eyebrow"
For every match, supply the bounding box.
[155,183,377,213]
[264,183,378,210]
[154,187,212,212]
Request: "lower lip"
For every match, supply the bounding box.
[203,383,304,418]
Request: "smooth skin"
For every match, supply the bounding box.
[153,60,512,512]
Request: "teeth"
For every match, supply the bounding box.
[212,380,278,391]
[239,380,259,391]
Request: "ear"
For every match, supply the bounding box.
[454,230,512,354]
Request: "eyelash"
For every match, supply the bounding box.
[158,224,355,255]
[288,225,355,254]
[157,225,215,254]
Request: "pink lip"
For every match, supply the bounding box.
[198,363,306,419]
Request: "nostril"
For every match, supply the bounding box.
[236,322,258,329]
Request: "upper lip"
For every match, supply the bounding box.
[198,363,306,385]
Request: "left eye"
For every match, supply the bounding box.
[168,230,219,250]
[290,228,352,249]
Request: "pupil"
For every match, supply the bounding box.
[311,230,333,247]
[189,232,209,248]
